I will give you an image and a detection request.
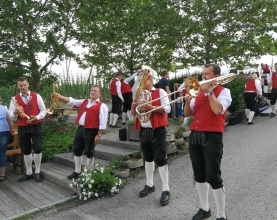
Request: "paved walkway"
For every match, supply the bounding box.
[20,114,277,220]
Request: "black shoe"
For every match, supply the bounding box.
[270,113,276,118]
[18,174,34,182]
[111,124,121,128]
[109,124,112,127]
[216,218,227,220]
[160,191,170,206]
[246,118,248,121]
[67,172,80,180]
[122,122,126,125]
[139,185,155,197]
[34,173,42,182]
[192,208,211,220]
[0,176,7,182]
[248,121,254,125]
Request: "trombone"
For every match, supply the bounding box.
[136,73,236,119]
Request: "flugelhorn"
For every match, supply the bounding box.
[47,82,59,114]
[136,73,236,118]
[11,97,30,120]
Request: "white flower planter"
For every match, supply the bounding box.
[182,131,191,138]
[115,168,130,178]
[125,158,144,169]
[166,133,175,142]
[166,142,177,154]
[175,138,185,146]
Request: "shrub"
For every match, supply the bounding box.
[107,155,128,171]
[70,164,125,200]
[224,76,247,113]
[42,115,77,162]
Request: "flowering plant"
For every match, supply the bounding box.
[69,164,125,200]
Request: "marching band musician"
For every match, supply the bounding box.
[109,71,124,128]
[121,71,138,125]
[267,63,277,118]
[56,85,108,180]
[131,69,171,206]
[9,77,47,182]
[243,73,263,124]
[184,64,231,220]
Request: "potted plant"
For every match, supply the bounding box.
[123,146,144,169]
[126,119,140,141]
[107,155,130,178]
[69,163,125,200]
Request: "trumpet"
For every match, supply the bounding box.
[12,97,30,120]
[47,82,59,114]
[136,73,236,119]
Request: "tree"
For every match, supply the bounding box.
[75,0,181,78]
[175,0,277,67]
[0,0,79,90]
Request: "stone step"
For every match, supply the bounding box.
[40,156,116,193]
[40,162,76,193]
[52,153,110,169]
[99,138,139,151]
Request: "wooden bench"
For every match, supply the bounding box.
[6,125,25,174]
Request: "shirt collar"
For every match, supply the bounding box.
[21,91,30,97]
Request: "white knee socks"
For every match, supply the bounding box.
[213,187,226,219]
[158,165,169,191]
[196,182,210,211]
[109,113,114,125]
[74,156,82,173]
[86,157,95,171]
[245,109,250,119]
[24,154,33,175]
[112,114,119,126]
[127,110,133,120]
[248,111,255,122]
[145,161,155,187]
[122,112,127,123]
[271,104,276,113]
[33,153,42,174]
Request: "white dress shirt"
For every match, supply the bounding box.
[115,79,123,101]
[190,87,232,115]
[140,87,171,128]
[9,91,46,120]
[68,98,108,130]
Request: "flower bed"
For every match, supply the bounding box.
[69,164,125,200]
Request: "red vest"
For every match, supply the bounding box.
[75,100,102,129]
[15,92,42,126]
[245,79,257,92]
[190,86,226,133]
[134,88,168,130]
[272,72,277,89]
[121,81,132,94]
[110,79,118,95]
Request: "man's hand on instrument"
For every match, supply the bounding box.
[27,116,37,124]
[184,94,192,103]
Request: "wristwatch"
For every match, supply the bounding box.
[208,91,214,96]
[97,134,102,137]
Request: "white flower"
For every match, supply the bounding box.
[84,168,87,172]
[90,179,94,183]
[73,181,77,185]
[79,195,82,200]
[80,184,83,188]
[88,184,92,188]
[84,197,87,200]
[95,193,98,197]
[82,192,86,195]
[88,195,91,199]
[69,183,73,187]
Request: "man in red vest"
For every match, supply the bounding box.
[184,64,231,220]
[243,73,263,124]
[109,71,124,128]
[57,85,108,179]
[131,70,171,206]
[121,71,138,125]
[267,63,277,118]
[261,63,271,99]
[9,77,47,182]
